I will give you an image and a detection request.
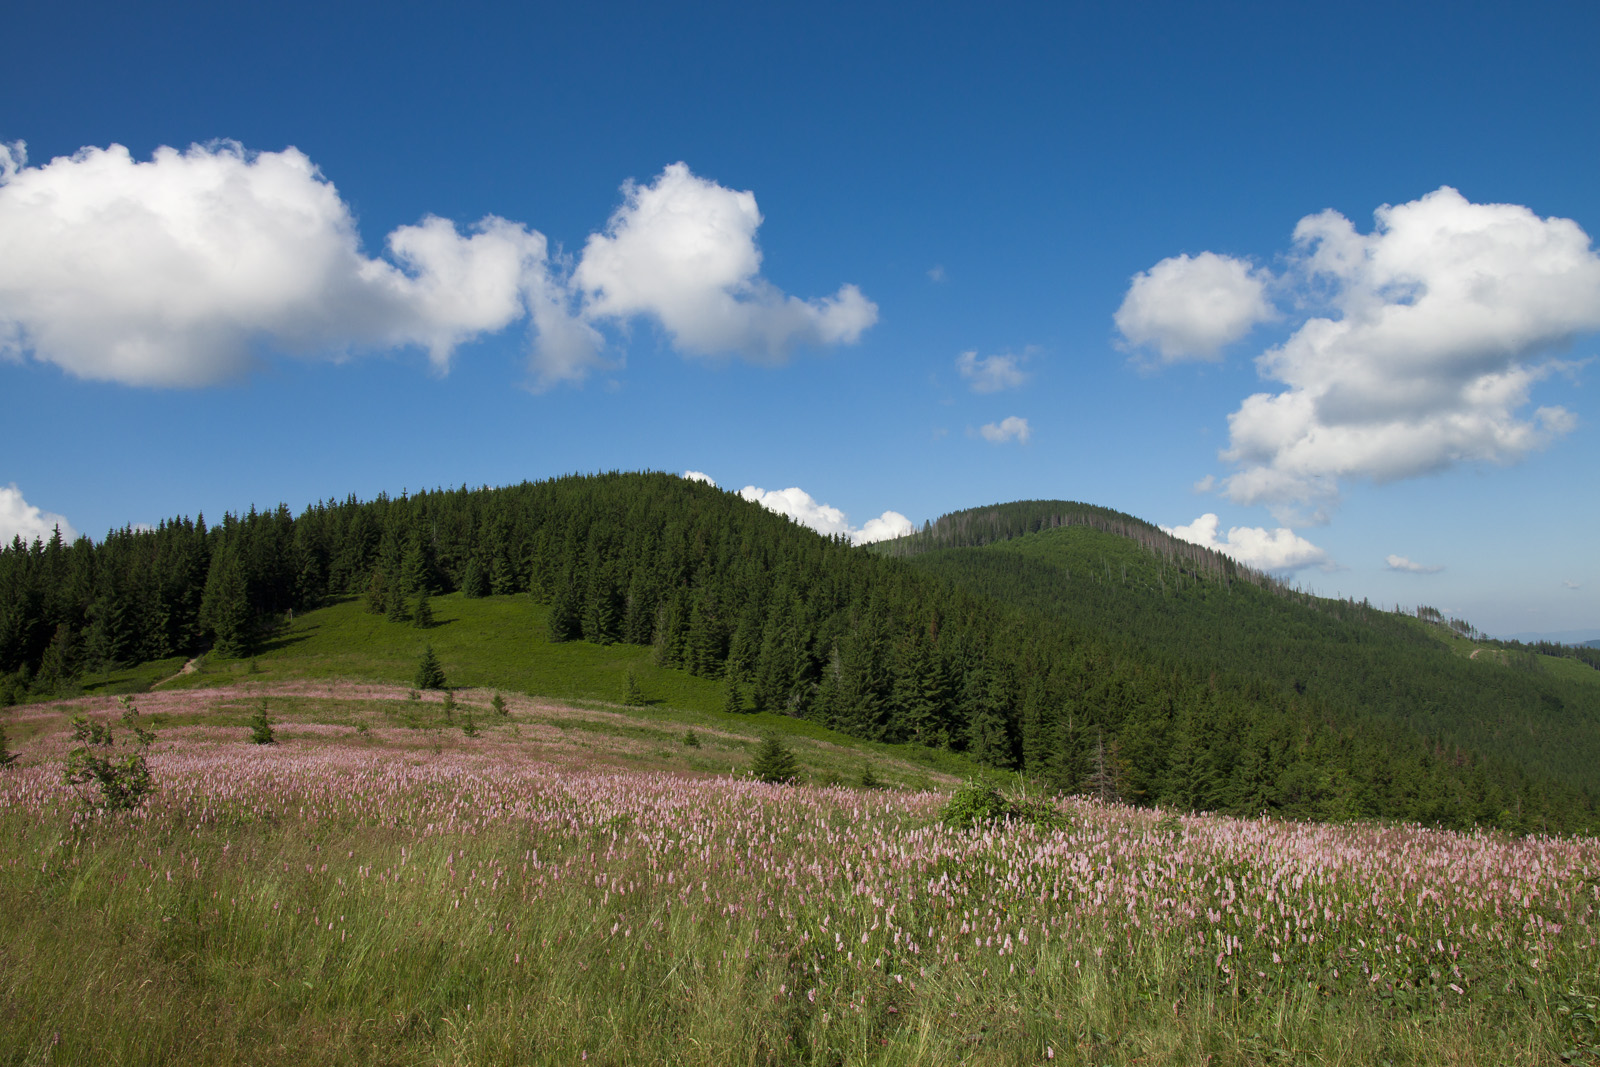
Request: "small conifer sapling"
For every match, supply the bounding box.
[750,735,799,784]
[415,646,446,690]
[248,699,276,744]
[491,691,507,717]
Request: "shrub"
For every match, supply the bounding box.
[64,697,155,811]
[682,728,701,748]
[940,777,1068,832]
[750,736,799,784]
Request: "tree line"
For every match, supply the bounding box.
[1,472,1592,832]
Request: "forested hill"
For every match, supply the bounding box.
[877,498,1280,590]
[877,499,1600,803]
[1,473,1594,831]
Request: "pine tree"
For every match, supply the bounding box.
[722,676,744,715]
[491,691,508,717]
[365,569,390,615]
[35,623,80,694]
[547,573,583,642]
[201,548,253,658]
[750,735,799,784]
[460,555,488,598]
[415,645,446,690]
[248,699,276,744]
[412,593,434,629]
[623,670,646,707]
[386,584,411,623]
[0,720,18,768]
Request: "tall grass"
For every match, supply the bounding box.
[2,701,1597,1065]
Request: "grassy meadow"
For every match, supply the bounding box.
[2,594,1599,1065]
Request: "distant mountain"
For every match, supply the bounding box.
[879,499,1600,806]
[1500,629,1600,645]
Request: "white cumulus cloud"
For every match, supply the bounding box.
[978,416,1031,444]
[738,484,911,545]
[1114,251,1275,362]
[0,484,78,545]
[681,470,716,485]
[1162,512,1328,573]
[956,350,1028,393]
[1207,187,1600,518]
[0,141,553,386]
[573,163,877,363]
[0,144,873,390]
[1386,554,1444,574]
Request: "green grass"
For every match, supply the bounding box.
[135,593,984,785]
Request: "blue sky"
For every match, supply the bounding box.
[3,0,1597,639]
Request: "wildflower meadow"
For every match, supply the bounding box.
[2,688,1597,1065]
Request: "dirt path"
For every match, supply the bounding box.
[152,656,203,688]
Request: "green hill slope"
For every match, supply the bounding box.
[2,473,1594,831]
[894,520,1600,795]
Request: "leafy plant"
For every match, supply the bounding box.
[940,777,1011,830]
[940,776,1066,831]
[750,736,799,784]
[64,697,155,811]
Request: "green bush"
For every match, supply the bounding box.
[64,697,156,811]
[940,777,1066,832]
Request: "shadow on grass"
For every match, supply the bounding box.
[254,631,314,655]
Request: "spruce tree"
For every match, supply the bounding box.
[365,570,389,614]
[490,691,508,717]
[386,583,410,623]
[547,575,583,642]
[248,699,276,744]
[460,555,488,598]
[201,548,253,658]
[414,645,446,690]
[722,676,743,715]
[0,720,18,768]
[750,735,799,784]
[412,593,434,629]
[623,670,645,707]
